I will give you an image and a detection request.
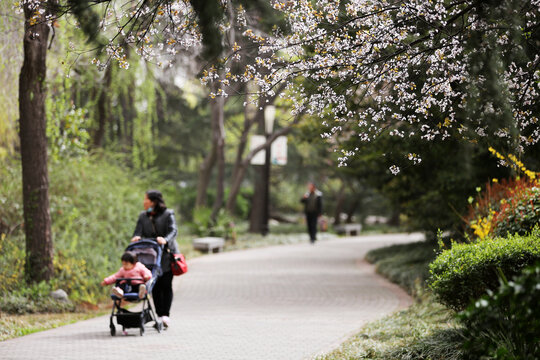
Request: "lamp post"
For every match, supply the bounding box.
[261,105,276,236]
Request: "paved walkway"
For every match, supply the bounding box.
[0,233,422,360]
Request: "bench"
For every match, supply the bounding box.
[335,223,362,236]
[192,237,225,253]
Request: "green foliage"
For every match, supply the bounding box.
[0,282,75,314]
[0,155,161,312]
[190,207,235,239]
[366,240,438,295]
[336,125,511,234]
[459,263,540,359]
[0,233,25,295]
[429,229,540,311]
[131,69,157,169]
[46,77,90,160]
[492,184,540,238]
[0,4,22,159]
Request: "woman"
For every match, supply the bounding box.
[131,190,178,327]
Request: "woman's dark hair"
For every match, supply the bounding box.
[121,251,137,264]
[146,189,167,214]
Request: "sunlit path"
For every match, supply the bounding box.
[0,233,421,360]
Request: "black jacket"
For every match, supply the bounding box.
[133,209,179,272]
[301,190,323,216]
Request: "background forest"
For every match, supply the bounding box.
[1,0,539,312]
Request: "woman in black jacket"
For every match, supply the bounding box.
[131,189,179,328]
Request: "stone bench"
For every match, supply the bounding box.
[335,223,362,236]
[192,237,225,253]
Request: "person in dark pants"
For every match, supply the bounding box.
[301,182,323,243]
[131,190,178,328]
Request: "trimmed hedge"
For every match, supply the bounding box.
[429,228,540,311]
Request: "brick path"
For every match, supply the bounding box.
[0,233,422,360]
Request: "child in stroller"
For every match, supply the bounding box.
[104,239,164,336]
[101,251,151,299]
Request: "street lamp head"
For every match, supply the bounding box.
[264,105,276,134]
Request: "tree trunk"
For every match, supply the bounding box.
[196,142,217,208]
[120,88,135,150]
[333,182,346,225]
[346,196,360,224]
[249,164,266,233]
[19,2,54,283]
[249,102,267,233]
[211,92,226,220]
[226,85,286,214]
[225,97,259,213]
[93,64,113,148]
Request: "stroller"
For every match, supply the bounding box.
[109,239,164,336]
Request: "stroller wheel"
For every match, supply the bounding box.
[155,320,163,333]
[140,326,145,336]
[110,325,116,336]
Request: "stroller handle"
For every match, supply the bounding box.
[115,277,144,281]
[135,238,164,247]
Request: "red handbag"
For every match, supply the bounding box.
[170,253,188,276]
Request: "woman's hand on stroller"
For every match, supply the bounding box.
[156,236,166,245]
[131,236,141,242]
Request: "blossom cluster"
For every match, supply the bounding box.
[208,0,540,173]
[18,0,203,70]
[95,0,202,69]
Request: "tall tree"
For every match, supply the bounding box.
[19,0,56,282]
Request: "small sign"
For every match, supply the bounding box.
[249,135,288,165]
[271,136,287,165]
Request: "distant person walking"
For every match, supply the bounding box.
[301,182,322,244]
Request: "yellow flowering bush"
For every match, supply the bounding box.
[466,148,540,240]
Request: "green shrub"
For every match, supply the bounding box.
[459,263,540,359]
[429,229,540,310]
[492,185,540,238]
[190,207,235,239]
[0,233,25,295]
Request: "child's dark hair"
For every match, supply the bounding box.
[121,251,137,264]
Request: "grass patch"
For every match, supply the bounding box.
[360,223,404,235]
[317,295,463,360]
[0,310,107,341]
[318,239,466,359]
[365,240,438,295]
[229,231,336,250]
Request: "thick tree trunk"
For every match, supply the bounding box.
[93,64,113,148]
[249,104,267,233]
[249,164,266,233]
[19,2,54,282]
